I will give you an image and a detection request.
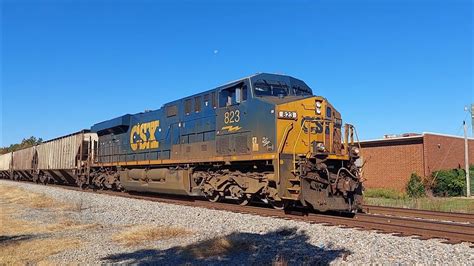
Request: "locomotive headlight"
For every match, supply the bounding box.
[316,142,326,152]
[278,111,298,120]
[352,147,360,155]
[315,100,322,114]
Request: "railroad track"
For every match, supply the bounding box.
[4,180,474,245]
[363,205,474,224]
[85,190,474,245]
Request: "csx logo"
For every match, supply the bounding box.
[130,120,160,151]
[302,120,329,134]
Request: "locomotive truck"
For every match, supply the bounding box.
[0,73,363,212]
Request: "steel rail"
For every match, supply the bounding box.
[363,205,474,224]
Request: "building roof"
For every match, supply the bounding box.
[360,132,474,147]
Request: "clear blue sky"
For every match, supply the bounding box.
[1,0,473,146]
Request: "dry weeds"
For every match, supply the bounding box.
[0,184,99,264]
[112,225,191,246]
[183,236,254,259]
[0,237,80,265]
[0,208,85,264]
[47,218,101,231]
[0,185,73,210]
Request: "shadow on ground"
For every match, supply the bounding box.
[102,227,351,265]
[0,234,37,245]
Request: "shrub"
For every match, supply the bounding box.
[432,169,466,197]
[406,173,425,198]
[470,165,474,194]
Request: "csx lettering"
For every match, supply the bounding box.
[224,110,240,124]
[130,120,160,151]
[302,120,324,134]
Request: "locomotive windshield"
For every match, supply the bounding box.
[292,85,312,96]
[252,78,312,97]
[253,80,289,97]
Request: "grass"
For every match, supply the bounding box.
[112,225,191,246]
[0,184,99,264]
[364,188,474,213]
[364,188,407,199]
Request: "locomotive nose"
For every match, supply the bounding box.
[275,96,345,157]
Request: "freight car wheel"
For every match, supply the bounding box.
[39,175,47,185]
[76,179,87,190]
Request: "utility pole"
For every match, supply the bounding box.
[464,121,471,197]
[471,104,474,135]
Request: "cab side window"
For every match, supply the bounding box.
[184,99,192,115]
[219,83,247,107]
[211,92,217,108]
[194,96,201,112]
[166,105,178,117]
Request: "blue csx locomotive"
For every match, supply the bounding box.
[1,73,363,211]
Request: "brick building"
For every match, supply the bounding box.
[359,132,474,192]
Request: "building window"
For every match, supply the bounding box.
[194,96,201,112]
[184,99,192,115]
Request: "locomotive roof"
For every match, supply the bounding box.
[165,72,310,103]
[91,73,311,134]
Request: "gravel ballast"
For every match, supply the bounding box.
[1,179,472,265]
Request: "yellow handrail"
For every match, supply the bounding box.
[278,123,294,154]
[292,119,307,173]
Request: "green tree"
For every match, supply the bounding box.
[0,136,43,154]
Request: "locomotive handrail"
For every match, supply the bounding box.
[292,117,341,173]
[292,119,308,173]
[278,123,294,154]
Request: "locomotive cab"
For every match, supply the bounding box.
[245,74,363,212]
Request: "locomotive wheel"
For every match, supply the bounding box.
[113,182,124,191]
[236,194,251,206]
[270,200,286,210]
[206,192,221,202]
